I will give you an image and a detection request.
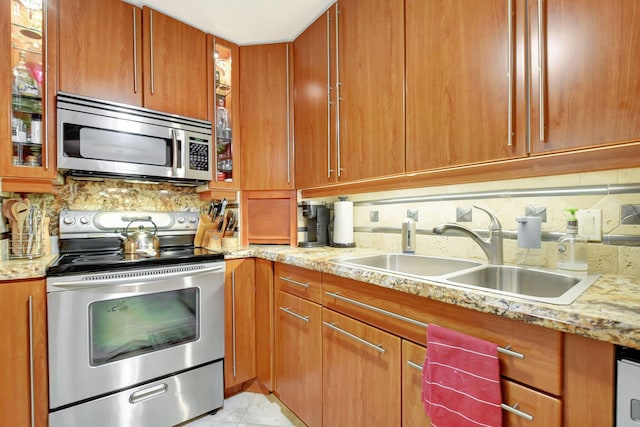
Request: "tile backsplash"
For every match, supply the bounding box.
[309,167,640,276]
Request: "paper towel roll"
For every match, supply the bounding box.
[333,200,355,246]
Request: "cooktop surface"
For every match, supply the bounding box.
[47,246,224,276]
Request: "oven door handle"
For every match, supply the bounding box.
[48,264,225,289]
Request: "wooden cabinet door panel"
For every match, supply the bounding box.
[58,0,142,106]
[142,8,208,120]
[406,0,527,171]
[402,340,430,427]
[293,12,333,189]
[322,308,401,426]
[240,43,293,190]
[337,0,405,182]
[275,292,322,427]
[502,380,562,426]
[0,279,48,426]
[224,259,256,389]
[530,0,640,153]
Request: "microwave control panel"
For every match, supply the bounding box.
[189,136,210,172]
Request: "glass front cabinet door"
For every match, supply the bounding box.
[208,35,239,189]
[2,0,57,183]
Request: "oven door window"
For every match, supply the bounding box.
[89,288,198,366]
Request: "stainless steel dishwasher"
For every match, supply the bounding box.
[617,347,640,426]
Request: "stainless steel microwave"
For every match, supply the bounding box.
[57,92,212,186]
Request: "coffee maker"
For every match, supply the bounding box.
[298,201,329,247]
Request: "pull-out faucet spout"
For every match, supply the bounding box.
[432,206,503,264]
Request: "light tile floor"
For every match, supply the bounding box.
[179,392,307,427]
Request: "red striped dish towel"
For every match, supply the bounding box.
[422,324,502,427]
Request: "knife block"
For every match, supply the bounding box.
[195,214,228,251]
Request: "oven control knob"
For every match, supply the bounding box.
[177,217,186,224]
[62,217,75,225]
[80,217,90,225]
[188,216,197,223]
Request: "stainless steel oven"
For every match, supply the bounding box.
[46,211,226,427]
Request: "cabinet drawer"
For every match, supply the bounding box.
[275,263,322,304]
[323,273,562,396]
[502,379,562,426]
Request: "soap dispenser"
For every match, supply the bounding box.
[557,208,588,271]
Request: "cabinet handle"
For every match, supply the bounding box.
[323,321,385,353]
[507,0,514,147]
[334,4,342,177]
[326,10,332,178]
[133,8,138,94]
[231,270,237,377]
[501,402,534,421]
[28,296,35,427]
[171,129,178,176]
[279,306,310,323]
[149,9,155,94]
[325,292,525,359]
[286,44,291,184]
[325,291,426,328]
[497,344,524,359]
[281,276,310,289]
[407,360,423,371]
[538,0,546,142]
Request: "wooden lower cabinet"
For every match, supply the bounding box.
[275,291,323,426]
[402,340,430,427]
[322,308,401,426]
[0,279,48,426]
[224,258,256,390]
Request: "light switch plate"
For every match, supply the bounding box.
[576,209,602,242]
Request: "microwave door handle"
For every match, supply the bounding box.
[171,129,178,176]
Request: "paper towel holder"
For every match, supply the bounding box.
[330,196,356,248]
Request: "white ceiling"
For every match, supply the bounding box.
[125,0,335,46]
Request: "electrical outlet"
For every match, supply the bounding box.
[369,210,379,222]
[407,209,419,222]
[576,209,602,242]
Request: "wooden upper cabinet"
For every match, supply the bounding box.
[293,0,404,189]
[405,0,527,172]
[142,7,208,120]
[530,0,640,153]
[239,43,294,190]
[338,0,405,182]
[58,0,143,106]
[293,13,332,189]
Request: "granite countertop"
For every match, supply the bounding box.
[3,246,639,350]
[232,246,640,350]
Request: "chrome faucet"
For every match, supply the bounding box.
[432,205,503,264]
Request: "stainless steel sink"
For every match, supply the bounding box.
[443,265,600,305]
[332,253,481,278]
[332,254,600,305]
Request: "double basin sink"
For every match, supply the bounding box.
[332,253,600,305]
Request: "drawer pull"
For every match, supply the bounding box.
[325,291,426,328]
[279,306,310,323]
[497,345,524,359]
[407,360,423,371]
[281,276,310,289]
[323,321,386,353]
[501,402,534,421]
[325,292,524,359]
